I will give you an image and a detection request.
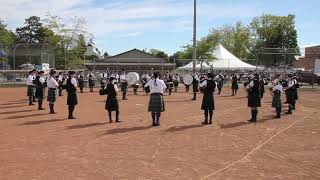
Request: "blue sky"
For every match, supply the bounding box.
[0,0,319,55]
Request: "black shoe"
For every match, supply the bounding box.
[209,121,212,124]
[38,108,45,110]
[29,103,35,106]
[274,116,281,119]
[285,111,292,114]
[68,116,76,119]
[202,121,208,125]
[115,120,122,123]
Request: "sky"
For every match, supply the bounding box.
[0,0,319,55]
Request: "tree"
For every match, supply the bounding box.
[16,16,44,43]
[149,49,169,61]
[104,52,109,58]
[250,14,298,66]
[0,20,15,46]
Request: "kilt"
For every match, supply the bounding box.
[286,90,296,104]
[148,93,165,112]
[248,94,261,107]
[294,89,298,100]
[145,86,150,93]
[192,84,199,92]
[231,81,238,90]
[35,87,45,100]
[47,88,57,103]
[173,80,179,87]
[105,97,119,111]
[67,92,78,106]
[27,85,35,97]
[272,94,282,108]
[201,93,215,110]
[89,79,95,87]
[121,83,128,92]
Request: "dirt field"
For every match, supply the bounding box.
[0,86,319,180]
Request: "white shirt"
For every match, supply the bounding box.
[273,84,283,93]
[144,78,167,94]
[71,78,77,88]
[39,76,45,84]
[58,75,63,82]
[288,80,295,88]
[27,75,35,86]
[120,74,126,82]
[246,80,254,89]
[47,77,59,88]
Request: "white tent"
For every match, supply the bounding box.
[208,44,256,71]
[176,61,211,71]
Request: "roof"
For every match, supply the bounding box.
[104,49,165,63]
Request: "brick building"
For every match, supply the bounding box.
[294,45,320,70]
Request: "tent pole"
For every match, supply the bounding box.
[192,0,197,74]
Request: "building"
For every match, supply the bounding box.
[84,49,175,74]
[294,45,320,71]
[84,43,104,60]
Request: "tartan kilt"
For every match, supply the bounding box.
[201,93,215,110]
[231,82,239,90]
[272,95,282,108]
[35,87,44,100]
[248,94,261,107]
[286,90,296,104]
[27,85,35,97]
[47,88,57,103]
[294,90,298,100]
[89,80,95,87]
[67,92,78,106]
[121,83,128,92]
[148,93,165,112]
[192,84,199,92]
[105,97,119,111]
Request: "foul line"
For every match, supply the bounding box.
[201,112,316,180]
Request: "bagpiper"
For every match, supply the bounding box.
[47,70,59,114]
[34,71,46,110]
[192,73,200,101]
[284,75,296,114]
[120,69,128,100]
[246,73,261,123]
[199,73,216,125]
[231,74,239,96]
[100,76,121,123]
[77,71,85,93]
[66,71,78,119]
[87,71,96,92]
[26,69,36,106]
[173,74,180,93]
[144,72,166,127]
[271,79,283,118]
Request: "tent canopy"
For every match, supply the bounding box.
[208,44,256,70]
[176,61,210,71]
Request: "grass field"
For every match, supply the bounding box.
[0,87,319,180]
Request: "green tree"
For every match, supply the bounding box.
[16,16,44,43]
[0,20,15,45]
[250,14,298,66]
[104,52,109,58]
[149,49,169,61]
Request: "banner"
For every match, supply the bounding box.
[315,59,320,76]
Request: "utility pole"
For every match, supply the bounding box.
[192,0,197,74]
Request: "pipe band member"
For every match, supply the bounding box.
[27,69,36,106]
[66,71,78,119]
[145,72,166,127]
[132,83,139,95]
[192,73,199,100]
[272,79,283,118]
[173,74,180,93]
[34,71,46,110]
[246,73,261,123]
[87,71,95,92]
[77,71,85,93]
[57,72,64,96]
[167,74,174,95]
[216,74,224,95]
[100,77,121,123]
[120,69,128,100]
[47,70,59,114]
[231,74,239,96]
[285,75,296,114]
[200,73,216,125]
[292,75,299,110]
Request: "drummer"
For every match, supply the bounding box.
[173,74,180,93]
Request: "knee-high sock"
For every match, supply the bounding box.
[29,96,33,105]
[38,100,42,109]
[204,110,208,122]
[209,110,213,122]
[116,111,119,121]
[49,103,54,113]
[276,107,281,117]
[193,93,196,100]
[151,112,156,124]
[156,112,161,124]
[108,111,112,122]
[68,105,75,117]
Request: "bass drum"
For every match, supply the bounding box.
[126,72,140,85]
[183,74,193,85]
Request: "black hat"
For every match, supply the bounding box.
[50,69,56,75]
[207,73,213,78]
[29,69,36,74]
[109,77,115,81]
[38,71,45,74]
[68,71,76,75]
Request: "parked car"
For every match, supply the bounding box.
[298,71,320,85]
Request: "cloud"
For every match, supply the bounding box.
[117,32,143,38]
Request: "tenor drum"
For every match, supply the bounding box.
[126,72,140,85]
[183,74,193,85]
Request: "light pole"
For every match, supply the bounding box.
[192,0,197,74]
